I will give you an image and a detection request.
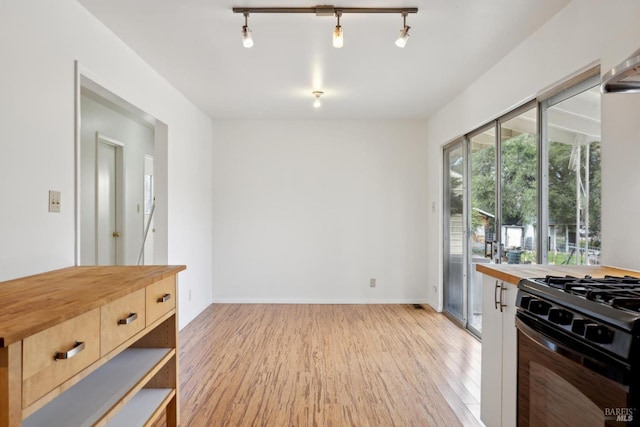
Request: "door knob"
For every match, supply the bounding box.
[112,231,121,238]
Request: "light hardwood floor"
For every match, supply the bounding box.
[175,304,482,426]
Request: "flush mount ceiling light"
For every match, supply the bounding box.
[233,5,418,48]
[395,11,410,48]
[312,91,323,108]
[241,11,254,48]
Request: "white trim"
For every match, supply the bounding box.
[96,133,125,148]
[74,61,81,266]
[211,298,431,304]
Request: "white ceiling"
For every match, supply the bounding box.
[77,0,572,120]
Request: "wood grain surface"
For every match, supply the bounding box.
[476,264,640,285]
[176,304,482,427]
[0,266,185,347]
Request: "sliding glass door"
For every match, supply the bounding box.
[468,126,496,334]
[541,75,601,265]
[499,105,538,265]
[441,72,601,338]
[443,102,537,337]
[443,142,465,323]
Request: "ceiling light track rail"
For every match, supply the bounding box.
[232,7,418,15]
[235,5,417,50]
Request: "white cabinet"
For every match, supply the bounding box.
[481,273,517,427]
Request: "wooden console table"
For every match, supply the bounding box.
[0,265,186,427]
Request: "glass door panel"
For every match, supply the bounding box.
[500,107,538,265]
[443,143,465,323]
[544,82,601,265]
[468,127,497,334]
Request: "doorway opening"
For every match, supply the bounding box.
[74,62,168,266]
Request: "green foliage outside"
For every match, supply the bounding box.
[548,141,602,246]
[469,133,601,258]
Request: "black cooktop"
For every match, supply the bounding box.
[518,275,640,332]
[542,275,640,312]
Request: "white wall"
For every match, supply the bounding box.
[0,0,213,329]
[212,120,429,303]
[426,0,640,306]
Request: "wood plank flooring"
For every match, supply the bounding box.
[175,304,482,426]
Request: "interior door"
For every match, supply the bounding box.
[96,137,123,265]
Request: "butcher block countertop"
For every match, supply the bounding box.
[476,264,640,286]
[0,265,186,348]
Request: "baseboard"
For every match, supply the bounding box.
[211,298,431,304]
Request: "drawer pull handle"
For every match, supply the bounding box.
[157,293,172,303]
[54,341,85,360]
[118,312,138,325]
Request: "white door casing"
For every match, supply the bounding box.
[143,154,154,265]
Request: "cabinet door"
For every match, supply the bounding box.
[480,274,503,427]
[501,283,517,427]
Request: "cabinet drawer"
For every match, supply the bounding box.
[22,308,100,407]
[146,276,176,325]
[101,289,146,356]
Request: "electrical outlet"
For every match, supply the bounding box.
[370,278,376,288]
[188,290,192,301]
[49,190,61,213]
[432,285,437,293]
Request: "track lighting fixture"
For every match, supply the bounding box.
[395,11,410,48]
[312,91,323,108]
[233,6,418,48]
[241,11,254,48]
[333,11,343,48]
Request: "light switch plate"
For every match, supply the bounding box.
[49,190,61,213]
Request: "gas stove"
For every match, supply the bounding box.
[517,275,640,363]
[516,274,640,425]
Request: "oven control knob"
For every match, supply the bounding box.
[585,324,614,344]
[529,299,551,315]
[518,296,532,309]
[571,318,587,335]
[548,308,573,325]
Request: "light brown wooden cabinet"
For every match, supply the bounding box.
[0,265,186,427]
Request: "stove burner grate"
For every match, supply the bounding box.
[541,275,640,312]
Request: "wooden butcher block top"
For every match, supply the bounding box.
[0,265,186,347]
[476,263,640,286]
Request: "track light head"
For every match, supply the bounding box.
[395,11,410,48]
[395,26,410,48]
[333,11,343,48]
[241,12,254,48]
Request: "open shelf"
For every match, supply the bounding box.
[23,348,173,427]
[105,388,173,427]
